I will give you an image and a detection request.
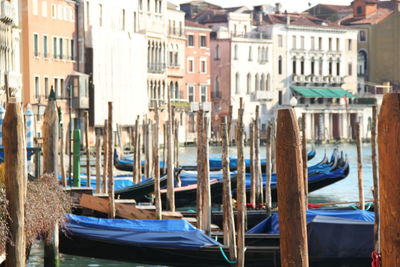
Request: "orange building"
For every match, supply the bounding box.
[184,20,211,141]
[20,0,84,138]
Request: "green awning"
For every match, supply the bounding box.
[292,87,357,98]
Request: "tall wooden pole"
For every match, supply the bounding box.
[249,122,255,207]
[107,102,115,218]
[147,121,153,178]
[302,113,308,209]
[60,124,66,187]
[377,93,400,265]
[196,110,204,229]
[371,105,380,252]
[221,116,237,261]
[277,109,308,267]
[4,101,26,267]
[228,105,233,145]
[136,132,142,183]
[42,92,60,267]
[103,120,108,193]
[265,122,272,216]
[95,133,101,193]
[201,116,211,235]
[254,105,262,203]
[153,105,162,219]
[84,111,90,188]
[167,88,175,211]
[163,123,167,174]
[355,120,365,210]
[174,118,179,168]
[133,116,139,183]
[236,98,246,267]
[271,118,277,173]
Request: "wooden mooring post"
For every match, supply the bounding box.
[236,98,246,267]
[42,92,60,267]
[265,121,272,216]
[167,89,175,211]
[133,116,139,183]
[136,127,142,184]
[378,93,400,265]
[153,105,162,219]
[84,111,90,189]
[95,133,101,193]
[196,110,204,229]
[254,105,262,204]
[60,124,66,187]
[4,100,26,267]
[163,123,167,175]
[355,120,365,210]
[103,120,108,193]
[221,116,237,262]
[107,102,115,218]
[371,105,380,252]
[201,116,211,235]
[249,122,255,207]
[228,105,232,145]
[277,108,308,267]
[302,113,308,209]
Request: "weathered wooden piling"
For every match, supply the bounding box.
[265,122,272,216]
[249,122,255,207]
[103,120,108,193]
[133,116,139,183]
[254,105,262,203]
[302,113,308,209]
[174,118,179,168]
[236,98,246,267]
[153,106,162,220]
[201,116,211,235]
[42,92,60,267]
[378,93,400,265]
[84,111,90,189]
[277,109,308,267]
[60,124,66,187]
[355,120,365,210]
[271,118,277,173]
[107,102,115,218]
[4,100,26,267]
[167,89,175,211]
[221,117,237,262]
[371,105,380,252]
[196,110,204,229]
[228,105,232,145]
[95,133,101,193]
[163,123,167,174]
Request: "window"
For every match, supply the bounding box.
[235,73,240,94]
[139,0,143,10]
[278,35,283,47]
[278,56,282,75]
[200,59,206,73]
[329,61,333,75]
[63,6,68,20]
[33,34,39,57]
[200,36,206,47]
[234,45,238,60]
[188,35,194,47]
[328,38,332,51]
[292,35,296,49]
[215,45,220,60]
[59,38,63,59]
[54,78,59,97]
[319,58,323,75]
[53,37,57,59]
[300,58,304,75]
[357,6,362,15]
[260,74,265,91]
[147,0,150,12]
[214,77,220,98]
[65,39,69,60]
[43,35,48,58]
[293,60,297,75]
[188,58,194,73]
[278,91,282,105]
[301,36,304,49]
[337,62,340,76]
[348,63,353,76]
[99,4,103,26]
[201,85,207,102]
[266,74,270,91]
[42,1,47,17]
[133,12,137,32]
[318,37,322,50]
[188,85,194,102]
[51,4,56,18]
[248,46,252,61]
[60,78,64,97]
[311,59,315,75]
[57,5,63,19]
[255,74,259,91]
[70,39,75,60]
[336,38,340,51]
[44,77,49,97]
[33,0,38,15]
[85,1,89,26]
[34,76,40,99]
[311,37,315,50]
[359,30,366,42]
[247,73,251,94]
[121,9,125,31]
[348,39,352,51]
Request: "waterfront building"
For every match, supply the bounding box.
[83,0,147,137]
[184,20,211,142]
[21,0,76,137]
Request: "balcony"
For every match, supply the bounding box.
[7,72,22,88]
[252,90,272,101]
[292,74,345,85]
[149,99,166,110]
[148,63,166,74]
[190,102,212,112]
[0,0,16,24]
[171,98,190,111]
[168,27,184,38]
[231,32,271,40]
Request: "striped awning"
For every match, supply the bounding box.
[292,87,357,98]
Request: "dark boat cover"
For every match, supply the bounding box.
[64,214,221,250]
[247,210,374,259]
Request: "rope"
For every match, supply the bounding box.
[350,202,373,210]
[371,251,381,267]
[219,247,237,264]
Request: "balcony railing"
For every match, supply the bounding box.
[8,71,22,88]
[231,32,271,40]
[292,75,344,85]
[168,27,184,37]
[148,63,166,74]
[190,102,212,112]
[252,90,272,101]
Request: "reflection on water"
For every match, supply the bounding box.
[28,143,373,266]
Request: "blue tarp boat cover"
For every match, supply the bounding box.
[248,210,374,259]
[64,214,221,250]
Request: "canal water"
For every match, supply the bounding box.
[27,143,374,266]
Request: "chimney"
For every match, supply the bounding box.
[275,3,281,14]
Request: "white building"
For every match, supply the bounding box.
[83,0,148,128]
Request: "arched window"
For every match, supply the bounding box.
[247,73,251,94]
[214,76,220,98]
[235,73,240,94]
[248,45,252,61]
[358,50,367,76]
[311,57,315,75]
[255,74,259,91]
[261,47,265,62]
[300,57,305,75]
[216,45,220,59]
[175,82,179,99]
[261,74,265,91]
[257,47,261,62]
[266,74,271,91]
[265,47,269,61]
[169,81,174,99]
[278,56,282,75]
[234,44,238,60]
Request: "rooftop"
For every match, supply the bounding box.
[340,1,397,25]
